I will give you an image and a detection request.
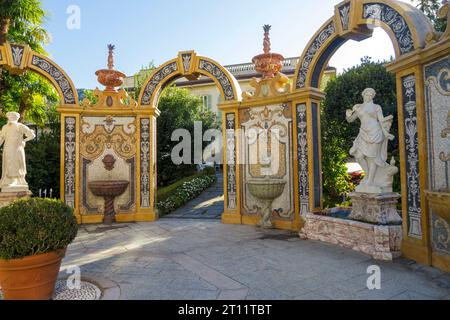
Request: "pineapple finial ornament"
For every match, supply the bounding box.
[95,44,126,92]
[252,25,284,79]
[107,44,116,70]
[263,24,272,54]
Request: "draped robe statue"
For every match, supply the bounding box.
[0,112,36,193]
[346,88,398,194]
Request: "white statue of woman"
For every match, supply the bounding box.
[0,112,36,193]
[346,88,397,194]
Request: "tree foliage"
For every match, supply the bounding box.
[321,57,398,207]
[0,72,59,126]
[0,0,59,125]
[0,1,61,198]
[413,0,447,33]
[25,124,61,198]
[157,85,218,186]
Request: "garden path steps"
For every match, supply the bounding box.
[163,173,224,220]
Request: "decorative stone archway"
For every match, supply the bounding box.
[292,0,450,270]
[138,51,241,108]
[0,42,78,105]
[136,51,242,222]
[0,41,79,212]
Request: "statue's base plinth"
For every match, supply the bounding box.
[0,191,32,208]
[349,192,402,225]
[300,212,403,261]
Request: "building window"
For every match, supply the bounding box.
[201,95,212,111]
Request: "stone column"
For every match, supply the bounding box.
[220,104,241,225]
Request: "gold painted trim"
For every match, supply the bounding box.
[177,51,197,75]
[293,17,337,89]
[241,215,298,231]
[3,42,32,73]
[431,252,450,273]
[0,44,6,65]
[194,55,242,103]
[222,108,241,217]
[361,0,433,52]
[136,115,142,213]
[294,0,434,90]
[221,111,229,217]
[222,213,242,225]
[26,51,79,106]
[386,37,450,73]
[402,239,432,265]
[396,66,432,264]
[292,100,301,227]
[137,58,178,109]
[137,52,242,110]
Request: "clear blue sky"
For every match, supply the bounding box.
[41,0,413,89]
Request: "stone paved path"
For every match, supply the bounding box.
[59,220,450,300]
[163,173,224,220]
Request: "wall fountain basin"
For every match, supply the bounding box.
[247,179,286,228]
[88,180,129,224]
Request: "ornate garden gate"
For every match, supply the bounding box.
[0,0,448,271]
[290,0,449,270]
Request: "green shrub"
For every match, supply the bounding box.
[157,175,217,216]
[0,198,78,260]
[157,172,204,202]
[156,86,219,187]
[203,166,216,176]
[321,58,398,207]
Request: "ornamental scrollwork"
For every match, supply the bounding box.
[141,62,178,105]
[296,21,336,89]
[363,3,414,55]
[297,104,309,214]
[31,55,76,104]
[402,75,422,239]
[198,59,235,101]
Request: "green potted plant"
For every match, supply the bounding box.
[0,198,78,300]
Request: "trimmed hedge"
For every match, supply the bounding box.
[157,172,204,203]
[157,175,217,216]
[0,198,78,260]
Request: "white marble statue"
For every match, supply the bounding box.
[346,88,398,194]
[0,112,36,193]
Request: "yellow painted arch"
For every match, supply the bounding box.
[294,0,434,90]
[0,42,79,106]
[138,51,242,109]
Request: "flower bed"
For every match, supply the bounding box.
[157,175,217,216]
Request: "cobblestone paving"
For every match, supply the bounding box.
[163,173,224,220]
[61,220,450,300]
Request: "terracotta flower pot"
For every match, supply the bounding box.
[0,249,66,300]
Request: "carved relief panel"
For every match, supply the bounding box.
[79,116,137,215]
[425,55,450,255]
[239,104,295,220]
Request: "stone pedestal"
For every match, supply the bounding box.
[349,192,402,225]
[300,213,403,261]
[0,191,32,208]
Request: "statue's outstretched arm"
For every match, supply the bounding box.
[346,104,359,123]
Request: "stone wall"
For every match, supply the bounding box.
[301,213,403,261]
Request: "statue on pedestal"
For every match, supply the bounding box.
[0,112,35,194]
[346,88,398,194]
[346,89,402,225]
